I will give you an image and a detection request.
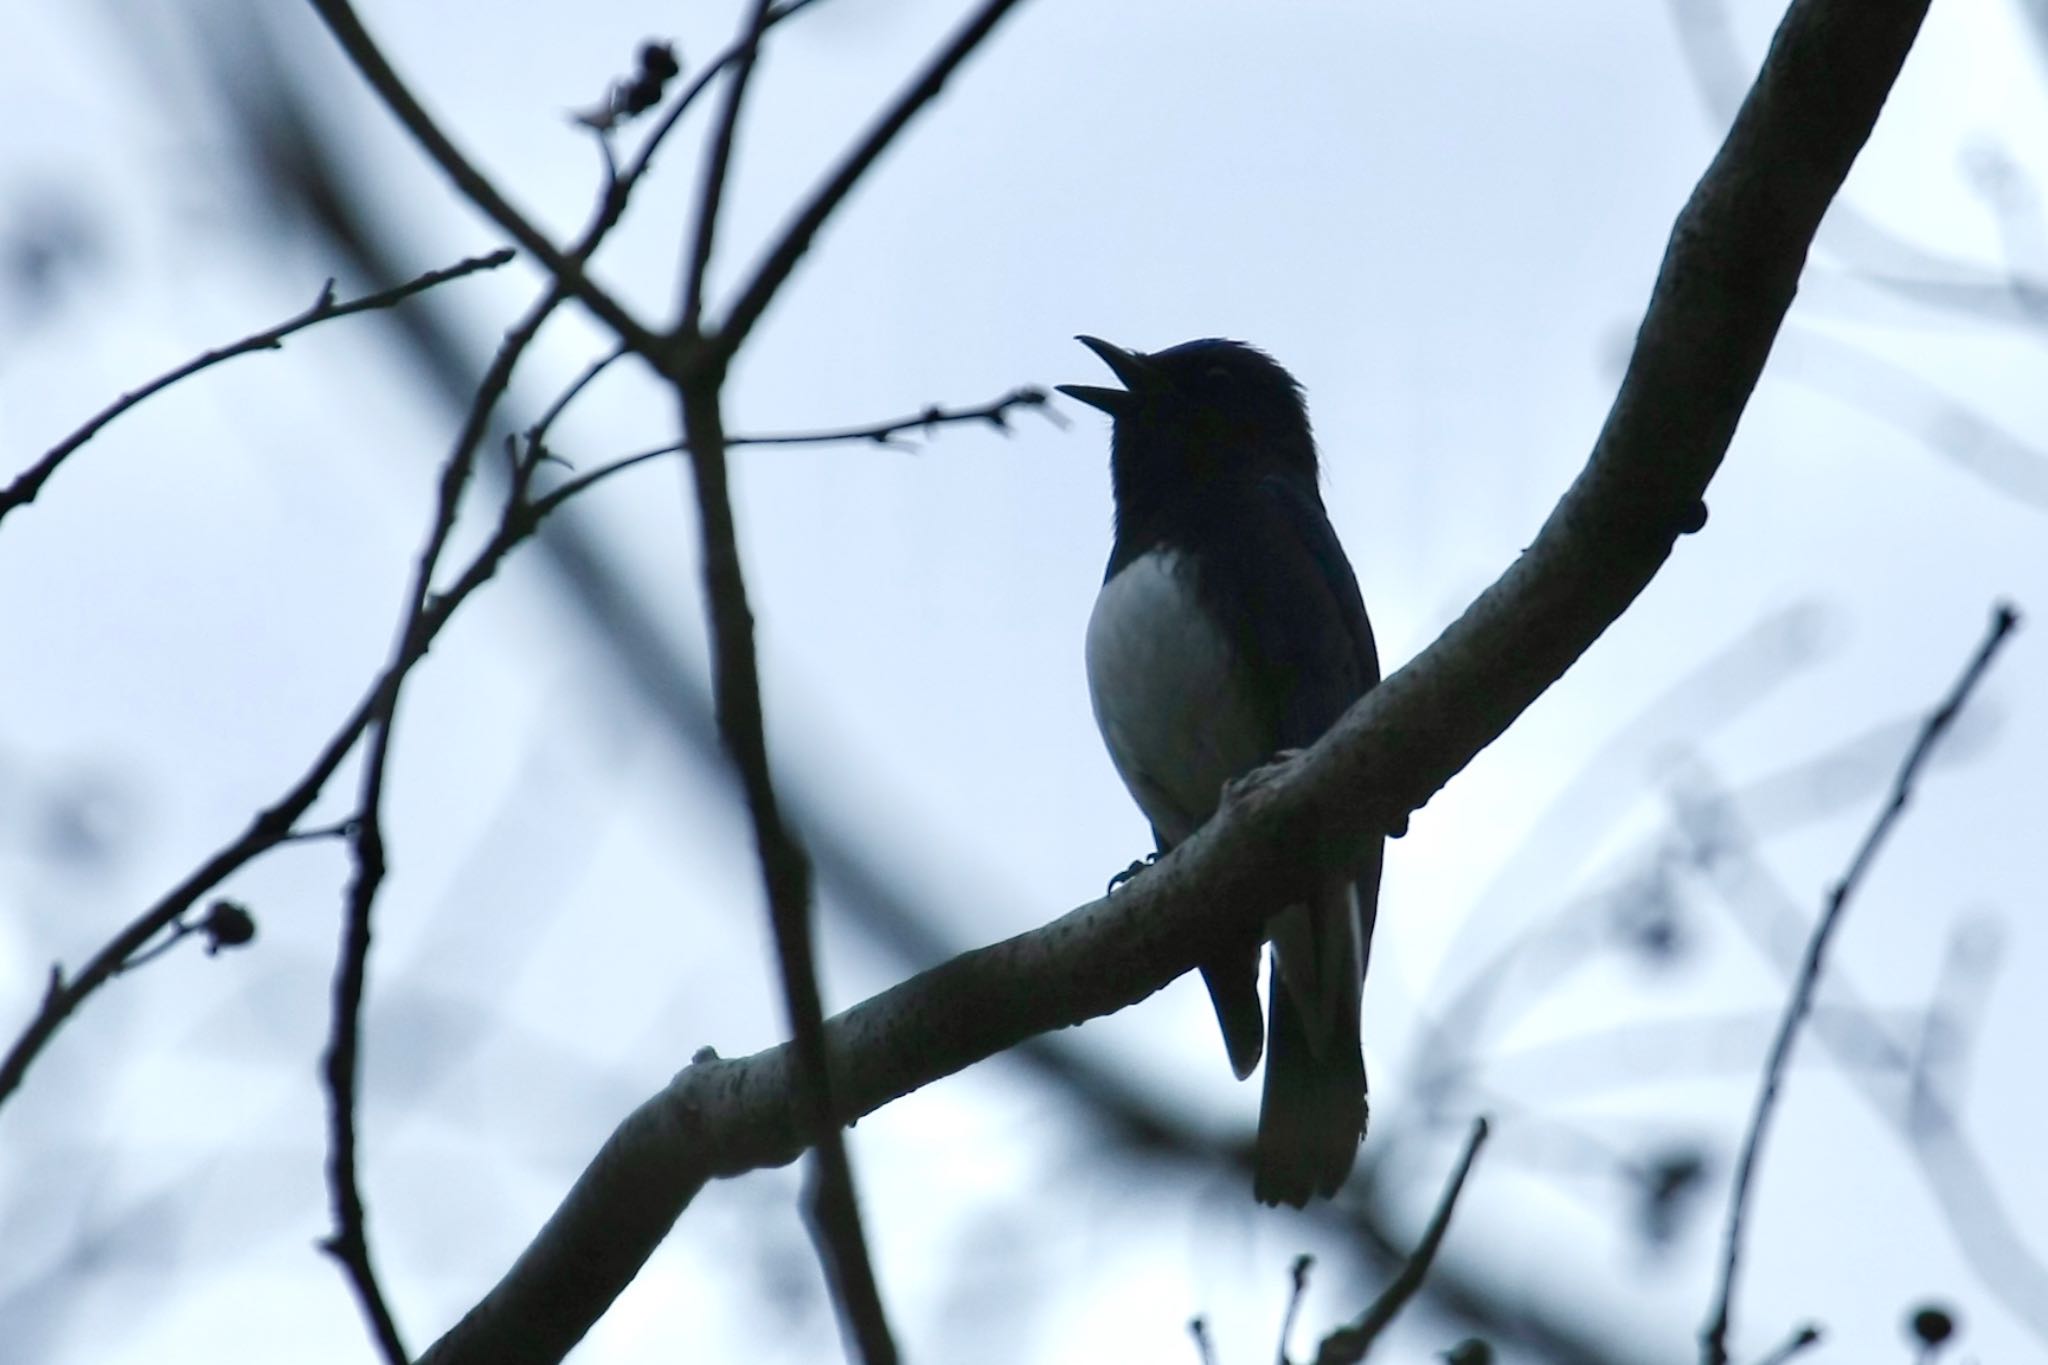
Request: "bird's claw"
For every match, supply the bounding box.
[1223,749,1413,839]
[1224,748,1306,804]
[1107,853,1158,894]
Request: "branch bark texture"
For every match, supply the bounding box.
[421,0,1935,1360]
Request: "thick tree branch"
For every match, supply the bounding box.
[417,2,1937,1360]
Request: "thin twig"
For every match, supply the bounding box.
[612,4,829,217]
[0,366,1024,1123]
[535,385,1051,501]
[679,0,777,334]
[303,0,666,360]
[0,692,376,1114]
[285,819,360,844]
[1671,763,2048,1343]
[732,387,1054,443]
[3,285,622,1121]
[111,900,253,974]
[526,345,627,457]
[715,0,1030,358]
[1278,1254,1314,1365]
[675,376,896,1363]
[315,275,573,1365]
[557,0,832,292]
[1751,1323,1822,1365]
[1700,603,2020,1365]
[1312,1117,1492,1364]
[321,730,407,1364]
[0,248,511,524]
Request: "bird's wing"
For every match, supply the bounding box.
[1249,473,1380,737]
[1241,474,1383,1051]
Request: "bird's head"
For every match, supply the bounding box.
[1058,337,1318,506]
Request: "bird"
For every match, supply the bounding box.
[1058,335,1382,1206]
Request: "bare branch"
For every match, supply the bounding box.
[321,749,407,1364]
[1700,603,2020,1365]
[679,0,777,334]
[0,695,377,1113]
[1665,0,2048,330]
[1671,763,2048,1342]
[3,279,601,1121]
[1279,1254,1314,1365]
[532,385,1052,502]
[0,247,511,525]
[1311,1118,1491,1364]
[303,0,668,360]
[312,270,551,1359]
[674,374,896,1364]
[525,345,626,459]
[590,0,832,251]
[716,0,1031,357]
[1752,1323,1822,1365]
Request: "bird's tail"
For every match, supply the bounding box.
[1200,941,1266,1080]
[1253,865,1377,1207]
[1253,957,1367,1207]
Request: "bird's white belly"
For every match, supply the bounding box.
[1086,549,1270,845]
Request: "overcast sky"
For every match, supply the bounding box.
[2,2,2044,1362]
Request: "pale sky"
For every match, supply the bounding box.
[2,1,2043,1362]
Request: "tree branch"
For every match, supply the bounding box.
[416,2,1938,1359]
[679,0,776,334]
[1752,1323,1823,1365]
[303,0,669,361]
[674,373,897,1363]
[1700,603,2018,1365]
[1311,1117,1491,1364]
[532,384,1052,498]
[0,247,511,525]
[314,275,550,1363]
[1668,762,2048,1343]
[600,0,830,231]
[715,0,1031,358]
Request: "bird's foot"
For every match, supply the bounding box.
[1106,853,1158,894]
[1224,748,1306,804]
[1225,749,1413,838]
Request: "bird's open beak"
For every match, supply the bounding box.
[1056,335,1158,417]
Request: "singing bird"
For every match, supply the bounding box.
[1060,336,1381,1206]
